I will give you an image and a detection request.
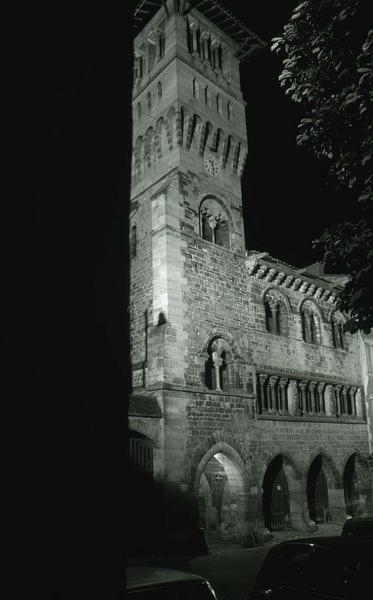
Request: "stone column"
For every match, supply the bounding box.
[317,382,326,414]
[309,381,317,415]
[279,378,288,413]
[334,385,342,416]
[298,381,307,415]
[350,386,358,416]
[341,386,348,415]
[258,374,268,414]
[212,351,222,391]
[324,385,333,416]
[268,376,278,413]
[356,388,364,418]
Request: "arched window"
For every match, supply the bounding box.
[301,304,321,344]
[207,37,212,62]
[216,94,222,115]
[200,197,230,249]
[205,337,235,391]
[264,295,288,336]
[137,102,142,120]
[157,81,162,101]
[193,77,200,100]
[275,302,288,335]
[205,86,211,108]
[148,41,156,71]
[332,316,345,349]
[158,30,165,59]
[217,44,223,70]
[130,225,137,258]
[227,101,233,122]
[146,92,152,112]
[265,301,276,334]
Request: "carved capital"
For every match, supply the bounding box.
[299,281,310,294]
[265,268,277,282]
[256,265,268,279]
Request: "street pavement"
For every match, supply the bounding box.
[189,544,272,600]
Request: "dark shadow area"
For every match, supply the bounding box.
[7,5,132,598]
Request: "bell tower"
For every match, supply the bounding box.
[129,0,265,552]
[130,0,264,386]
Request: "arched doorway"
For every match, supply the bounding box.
[197,451,246,543]
[128,431,158,554]
[307,455,330,523]
[262,455,291,531]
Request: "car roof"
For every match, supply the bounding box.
[274,535,373,550]
[344,516,373,523]
[275,535,373,549]
[126,566,207,590]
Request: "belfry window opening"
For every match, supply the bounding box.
[201,208,229,248]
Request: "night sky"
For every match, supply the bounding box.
[8,1,357,596]
[227,0,354,267]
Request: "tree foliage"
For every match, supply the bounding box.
[272,0,373,333]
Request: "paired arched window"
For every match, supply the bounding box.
[205,337,236,391]
[331,315,345,349]
[264,296,288,336]
[301,304,321,344]
[130,225,137,258]
[200,197,230,249]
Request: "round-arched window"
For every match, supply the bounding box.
[200,197,230,249]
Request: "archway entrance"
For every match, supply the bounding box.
[307,455,330,523]
[262,455,291,531]
[197,452,246,543]
[128,431,158,554]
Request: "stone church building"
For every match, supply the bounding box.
[128,0,372,553]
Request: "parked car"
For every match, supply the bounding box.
[250,535,373,599]
[126,566,218,600]
[341,516,373,537]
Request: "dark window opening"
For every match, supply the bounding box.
[146,92,152,112]
[130,225,137,258]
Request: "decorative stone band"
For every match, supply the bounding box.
[245,255,338,303]
[256,373,363,419]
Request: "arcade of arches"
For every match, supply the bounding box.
[129,432,373,548]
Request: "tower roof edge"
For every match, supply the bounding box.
[134,0,266,58]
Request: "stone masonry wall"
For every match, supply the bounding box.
[130,191,152,388]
